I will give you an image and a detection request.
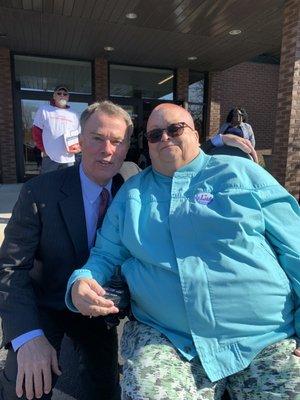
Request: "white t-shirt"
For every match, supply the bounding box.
[33,104,80,163]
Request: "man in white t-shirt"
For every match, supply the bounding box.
[32,85,81,174]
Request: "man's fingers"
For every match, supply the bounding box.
[88,304,119,317]
[72,278,120,316]
[235,139,251,152]
[294,347,300,357]
[16,336,58,398]
[51,350,62,377]
[16,368,24,398]
[250,149,258,163]
[24,370,34,400]
[224,136,259,163]
[32,368,43,399]
[42,365,52,395]
[88,279,105,296]
[72,279,105,306]
[78,288,105,306]
[77,300,119,317]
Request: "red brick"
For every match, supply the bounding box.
[0,47,16,183]
[94,58,108,100]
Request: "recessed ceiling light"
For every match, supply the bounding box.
[0,33,7,38]
[104,46,114,51]
[229,29,242,35]
[126,12,137,19]
[188,56,197,61]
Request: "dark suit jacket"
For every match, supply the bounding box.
[0,162,140,347]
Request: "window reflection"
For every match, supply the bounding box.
[110,64,174,100]
[188,71,205,138]
[15,56,92,94]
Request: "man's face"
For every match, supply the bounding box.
[53,89,69,108]
[80,111,130,185]
[147,104,200,175]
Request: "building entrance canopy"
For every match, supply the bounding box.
[0,0,284,71]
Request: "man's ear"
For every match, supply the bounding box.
[78,133,83,147]
[194,130,199,142]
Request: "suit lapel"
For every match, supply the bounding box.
[58,169,125,261]
[58,166,89,262]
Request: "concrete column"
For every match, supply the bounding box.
[0,47,16,183]
[94,58,108,101]
[271,0,300,198]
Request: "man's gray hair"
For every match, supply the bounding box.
[80,100,134,138]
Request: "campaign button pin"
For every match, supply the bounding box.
[194,192,214,205]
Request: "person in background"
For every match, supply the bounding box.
[0,101,140,400]
[214,107,255,148]
[67,103,300,400]
[32,85,81,174]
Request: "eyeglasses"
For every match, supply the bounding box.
[56,92,69,96]
[145,122,193,143]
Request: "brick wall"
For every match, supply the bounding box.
[271,0,300,198]
[207,62,279,151]
[206,71,222,137]
[94,58,108,101]
[176,68,189,102]
[0,47,16,183]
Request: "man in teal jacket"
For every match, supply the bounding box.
[66,103,300,400]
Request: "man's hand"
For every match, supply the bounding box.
[16,336,61,399]
[71,278,119,317]
[67,143,81,154]
[294,347,300,357]
[221,134,258,163]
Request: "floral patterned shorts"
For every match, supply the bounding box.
[120,320,300,400]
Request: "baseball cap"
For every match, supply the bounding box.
[54,85,69,93]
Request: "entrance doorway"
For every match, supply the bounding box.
[21,99,88,177]
[13,54,93,182]
[14,95,90,181]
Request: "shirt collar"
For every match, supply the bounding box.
[152,151,209,179]
[79,163,112,203]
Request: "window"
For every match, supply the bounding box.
[14,55,92,94]
[110,64,174,100]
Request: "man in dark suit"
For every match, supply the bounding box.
[0,101,140,400]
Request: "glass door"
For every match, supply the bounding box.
[13,55,93,182]
[20,99,88,179]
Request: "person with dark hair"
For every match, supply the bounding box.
[216,107,255,148]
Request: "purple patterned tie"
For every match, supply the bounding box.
[97,188,110,229]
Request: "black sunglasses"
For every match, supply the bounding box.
[145,122,193,143]
[56,92,69,96]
